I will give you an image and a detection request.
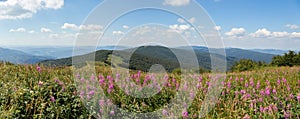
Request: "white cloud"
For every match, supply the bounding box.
[245,28,300,39]
[285,24,299,30]
[164,0,190,6]
[189,17,196,23]
[177,17,196,23]
[9,28,26,32]
[41,27,52,33]
[225,28,246,37]
[291,32,300,39]
[177,18,185,23]
[0,0,64,20]
[61,23,103,31]
[61,23,78,30]
[123,25,130,29]
[79,24,103,31]
[169,24,191,33]
[113,31,125,35]
[28,30,35,34]
[250,28,271,38]
[272,31,289,38]
[214,26,221,31]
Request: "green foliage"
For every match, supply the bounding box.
[271,51,300,67]
[0,64,93,118]
[230,59,267,72]
[231,50,300,72]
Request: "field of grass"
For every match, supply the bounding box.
[0,62,299,118]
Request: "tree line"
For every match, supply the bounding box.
[231,51,300,72]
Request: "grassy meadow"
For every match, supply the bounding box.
[0,62,299,118]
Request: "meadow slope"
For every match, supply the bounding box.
[0,63,299,118]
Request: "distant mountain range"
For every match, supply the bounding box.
[249,49,288,55]
[6,46,285,59]
[178,46,276,63]
[0,47,51,64]
[1,46,285,70]
[40,46,277,72]
[8,46,128,59]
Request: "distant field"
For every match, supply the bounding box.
[0,63,299,118]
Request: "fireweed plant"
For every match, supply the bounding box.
[0,63,299,118]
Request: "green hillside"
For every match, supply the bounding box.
[41,46,239,72]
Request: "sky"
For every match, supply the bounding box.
[0,0,300,50]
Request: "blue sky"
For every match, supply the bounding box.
[0,0,299,50]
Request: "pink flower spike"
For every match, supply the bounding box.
[265,88,270,96]
[227,81,231,89]
[38,81,44,87]
[245,83,249,87]
[36,66,41,72]
[272,89,277,94]
[182,110,189,118]
[240,78,244,81]
[282,77,287,83]
[240,90,246,94]
[287,86,291,92]
[250,78,254,87]
[88,90,95,95]
[235,91,239,96]
[256,81,260,89]
[99,100,105,106]
[260,106,264,113]
[162,109,168,116]
[110,110,115,115]
[198,76,202,82]
[50,96,56,102]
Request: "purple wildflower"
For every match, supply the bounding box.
[260,90,265,96]
[50,96,56,102]
[287,86,291,92]
[38,81,43,87]
[289,94,294,99]
[99,99,105,106]
[110,111,115,115]
[259,98,263,102]
[198,76,202,82]
[227,81,231,89]
[272,89,277,94]
[260,106,264,113]
[265,88,270,96]
[256,81,260,89]
[243,114,250,119]
[182,110,189,118]
[88,90,95,95]
[197,83,201,89]
[250,78,254,87]
[282,77,287,83]
[190,91,195,99]
[162,109,168,116]
[240,90,246,94]
[36,66,41,72]
[235,91,239,96]
[240,78,244,81]
[90,74,95,81]
[245,83,249,87]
